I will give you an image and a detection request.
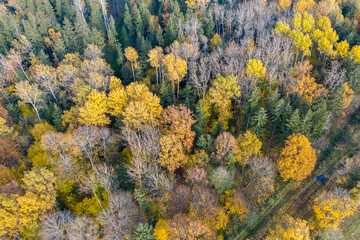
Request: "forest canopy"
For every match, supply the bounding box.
[1,0,360,239]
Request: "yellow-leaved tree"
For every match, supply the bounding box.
[159,134,188,172]
[350,45,360,63]
[223,190,248,221]
[236,130,262,168]
[107,77,127,117]
[210,33,222,50]
[153,218,169,240]
[246,59,267,79]
[0,168,56,238]
[148,46,164,88]
[79,89,110,126]
[277,0,291,11]
[314,188,357,229]
[277,133,316,184]
[163,53,187,103]
[124,46,139,82]
[265,214,310,240]
[209,74,241,129]
[122,82,163,130]
[162,104,196,152]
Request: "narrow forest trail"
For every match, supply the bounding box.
[234,109,360,240]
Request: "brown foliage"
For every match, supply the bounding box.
[0,137,22,167]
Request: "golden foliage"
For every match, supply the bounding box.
[278,133,316,183]
[295,0,316,12]
[163,53,187,84]
[162,104,196,152]
[159,134,187,172]
[277,0,291,10]
[265,214,310,240]
[124,46,139,63]
[341,82,354,110]
[209,74,241,128]
[287,61,328,105]
[0,168,56,238]
[223,190,248,221]
[148,46,164,68]
[314,188,356,229]
[0,117,13,136]
[336,40,349,58]
[79,90,110,126]
[246,59,267,79]
[236,130,262,166]
[153,219,169,240]
[350,45,360,63]
[185,0,210,10]
[107,86,127,117]
[210,33,222,50]
[122,82,163,130]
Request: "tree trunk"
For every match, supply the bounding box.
[33,105,42,123]
[172,79,176,104]
[131,62,135,82]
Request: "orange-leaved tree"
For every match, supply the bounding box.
[277,133,316,184]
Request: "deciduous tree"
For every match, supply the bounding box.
[15,81,44,122]
[163,53,187,103]
[209,74,240,128]
[236,130,262,168]
[79,90,110,126]
[278,133,316,184]
[265,214,310,240]
[314,188,357,229]
[125,47,139,82]
[162,104,196,152]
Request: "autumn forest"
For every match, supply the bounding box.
[1,0,360,239]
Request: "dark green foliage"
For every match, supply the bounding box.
[115,165,135,191]
[252,107,267,136]
[308,99,328,139]
[244,87,261,130]
[286,109,301,135]
[133,223,155,240]
[6,103,21,123]
[196,134,214,154]
[134,188,149,214]
[181,82,196,110]
[329,85,345,118]
[348,63,360,94]
[160,81,173,107]
[193,101,208,136]
[52,104,64,132]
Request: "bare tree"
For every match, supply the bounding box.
[73,0,87,24]
[190,57,211,103]
[15,81,44,122]
[66,216,100,240]
[33,64,59,102]
[121,126,162,160]
[7,49,32,82]
[98,191,144,240]
[143,164,175,196]
[40,211,74,240]
[324,61,346,92]
[74,126,109,170]
[127,152,153,188]
[247,156,275,203]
